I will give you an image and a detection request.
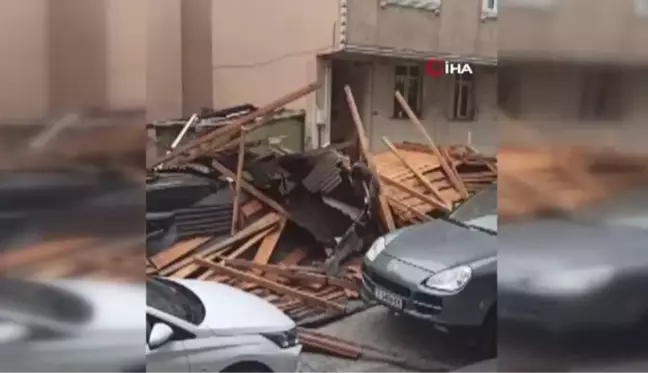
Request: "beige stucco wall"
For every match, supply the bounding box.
[0,0,49,120]
[211,0,340,111]
[345,0,497,60]
[0,0,211,123]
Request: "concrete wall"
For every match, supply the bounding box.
[345,0,497,59]
[500,0,648,63]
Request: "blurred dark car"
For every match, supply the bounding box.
[498,187,648,371]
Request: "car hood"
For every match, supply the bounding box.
[49,280,145,331]
[171,279,295,335]
[499,218,648,292]
[382,219,497,272]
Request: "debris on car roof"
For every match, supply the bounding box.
[144,84,497,325]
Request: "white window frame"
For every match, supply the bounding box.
[393,64,423,119]
[381,0,441,12]
[482,0,498,19]
[449,74,476,121]
[500,0,555,9]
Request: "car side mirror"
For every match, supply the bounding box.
[148,323,174,350]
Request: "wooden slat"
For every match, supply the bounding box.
[395,91,469,199]
[195,258,346,311]
[344,85,396,231]
[150,237,210,269]
[382,137,448,209]
[149,82,320,168]
[253,218,286,266]
[163,212,281,277]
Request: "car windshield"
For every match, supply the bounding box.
[0,279,93,325]
[146,278,205,325]
[450,184,497,227]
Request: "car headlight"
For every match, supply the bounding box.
[424,265,472,293]
[365,237,386,262]
[261,328,299,349]
[365,229,407,262]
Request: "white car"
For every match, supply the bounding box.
[0,278,145,372]
[146,277,302,372]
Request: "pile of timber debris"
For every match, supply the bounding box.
[145,83,497,325]
[499,146,648,221]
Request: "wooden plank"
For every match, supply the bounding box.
[149,82,320,169]
[277,247,307,266]
[241,199,264,218]
[0,238,93,272]
[194,258,346,311]
[381,137,448,209]
[386,196,433,222]
[150,237,210,269]
[162,212,281,276]
[380,174,449,212]
[344,85,396,231]
[231,126,247,234]
[221,259,359,291]
[211,160,291,218]
[253,218,286,266]
[395,91,469,199]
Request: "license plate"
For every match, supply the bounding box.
[374,287,404,309]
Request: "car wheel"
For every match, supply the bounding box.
[221,362,272,372]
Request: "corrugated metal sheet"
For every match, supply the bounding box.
[382,0,441,11]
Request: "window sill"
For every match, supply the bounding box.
[380,0,441,12]
[480,10,498,20]
[448,117,476,122]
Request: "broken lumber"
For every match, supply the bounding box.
[395,91,469,199]
[344,85,396,231]
[381,137,448,209]
[220,259,359,291]
[194,258,346,311]
[231,126,247,234]
[160,212,281,276]
[211,160,291,218]
[148,82,320,169]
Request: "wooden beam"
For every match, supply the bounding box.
[196,226,276,280]
[344,85,396,231]
[395,91,469,199]
[231,127,247,234]
[381,137,449,209]
[253,218,286,267]
[222,258,359,291]
[148,82,320,169]
[380,174,450,212]
[161,212,281,276]
[211,160,291,218]
[194,258,346,311]
[150,237,210,270]
[386,195,433,222]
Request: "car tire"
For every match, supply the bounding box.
[221,362,272,372]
